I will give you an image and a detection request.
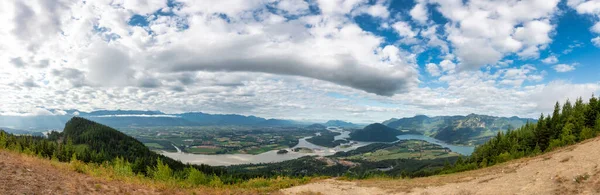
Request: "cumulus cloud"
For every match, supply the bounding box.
[568,0,600,47]
[275,0,310,15]
[428,0,559,69]
[410,2,428,24]
[553,64,576,73]
[392,21,417,38]
[593,37,600,47]
[541,55,558,64]
[0,0,596,122]
[426,63,441,76]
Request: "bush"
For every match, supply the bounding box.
[186,167,210,186]
[208,175,223,187]
[113,157,135,177]
[149,158,173,182]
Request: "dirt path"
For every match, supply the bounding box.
[282,137,600,195]
[0,150,164,195]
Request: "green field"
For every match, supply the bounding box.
[343,140,459,161]
[185,147,224,154]
[143,143,165,149]
[244,144,287,155]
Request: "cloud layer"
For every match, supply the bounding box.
[0,0,599,122]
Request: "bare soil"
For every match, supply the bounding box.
[282,137,600,195]
[0,150,166,195]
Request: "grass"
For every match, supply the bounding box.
[344,140,460,161]
[185,147,223,154]
[0,148,316,194]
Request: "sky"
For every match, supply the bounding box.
[0,0,599,123]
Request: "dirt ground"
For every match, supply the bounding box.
[0,150,167,195]
[282,137,600,195]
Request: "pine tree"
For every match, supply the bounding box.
[560,123,576,146]
[580,127,595,140]
[0,131,6,149]
[551,102,562,139]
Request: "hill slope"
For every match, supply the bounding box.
[282,136,600,194]
[385,114,533,145]
[349,123,411,142]
[61,117,220,174]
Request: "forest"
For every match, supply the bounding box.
[441,96,600,174]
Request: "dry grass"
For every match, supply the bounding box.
[0,148,314,195]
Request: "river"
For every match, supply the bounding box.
[161,128,475,166]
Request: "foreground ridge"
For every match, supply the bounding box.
[282,136,600,195]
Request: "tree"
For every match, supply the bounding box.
[479,158,488,168]
[585,95,599,127]
[0,131,6,149]
[560,123,576,146]
[580,127,595,140]
[186,167,210,186]
[150,158,173,182]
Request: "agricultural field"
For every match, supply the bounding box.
[123,126,318,155]
[340,140,460,161]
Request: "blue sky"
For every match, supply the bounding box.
[1,0,600,123]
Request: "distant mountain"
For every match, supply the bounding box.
[306,123,327,130]
[324,120,361,128]
[384,114,535,145]
[176,112,267,126]
[0,127,45,137]
[0,115,72,130]
[349,123,418,142]
[0,110,311,129]
[382,118,399,126]
[257,119,302,126]
[81,110,165,116]
[85,116,197,127]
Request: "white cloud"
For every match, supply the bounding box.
[366,3,389,18]
[541,55,558,64]
[122,0,167,15]
[439,59,456,73]
[410,2,428,24]
[553,64,576,72]
[593,37,600,47]
[499,65,544,87]
[426,63,441,76]
[276,0,310,15]
[568,0,600,46]
[392,21,417,38]
[429,0,560,69]
[0,0,597,123]
[592,22,600,34]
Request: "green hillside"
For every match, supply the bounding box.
[385,114,533,145]
[350,123,419,142]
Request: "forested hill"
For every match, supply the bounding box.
[61,117,193,173]
[2,117,223,176]
[349,123,419,142]
[384,114,533,145]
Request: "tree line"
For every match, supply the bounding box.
[442,95,600,174]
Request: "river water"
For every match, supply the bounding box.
[162,128,475,166]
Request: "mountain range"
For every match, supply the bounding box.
[0,110,312,130]
[0,110,534,146]
[381,114,535,145]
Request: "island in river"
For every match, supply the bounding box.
[160,127,475,166]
